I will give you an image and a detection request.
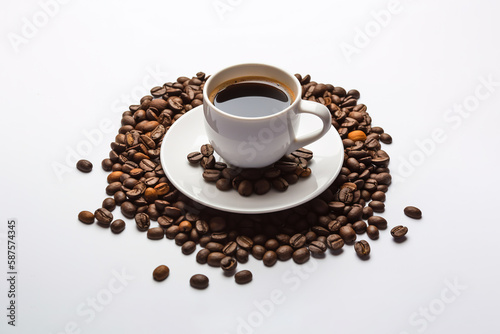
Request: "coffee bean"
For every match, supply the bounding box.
[207,252,225,267]
[272,177,289,192]
[352,220,367,234]
[380,133,392,144]
[206,242,224,252]
[182,241,197,254]
[153,265,170,281]
[135,213,150,231]
[371,191,386,202]
[263,251,278,266]
[264,239,279,251]
[339,225,356,243]
[220,256,237,272]
[235,249,249,263]
[328,220,342,233]
[391,225,408,239]
[209,216,226,232]
[102,198,116,212]
[223,241,237,256]
[289,234,306,249]
[235,270,253,284]
[252,245,266,260]
[309,241,327,255]
[101,158,113,171]
[292,247,310,264]
[254,179,271,195]
[326,234,344,250]
[178,220,192,232]
[147,227,164,240]
[276,245,293,261]
[354,240,370,257]
[203,169,221,182]
[78,211,94,224]
[110,219,125,233]
[404,206,422,219]
[200,144,214,156]
[76,159,93,173]
[190,274,209,289]
[94,208,113,226]
[366,225,379,240]
[369,200,385,213]
[175,233,189,245]
[196,249,210,264]
[166,225,180,239]
[238,180,253,196]
[216,178,232,191]
[236,236,253,250]
[367,216,387,229]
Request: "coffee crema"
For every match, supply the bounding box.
[210,76,294,118]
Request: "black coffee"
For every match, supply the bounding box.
[212,79,292,117]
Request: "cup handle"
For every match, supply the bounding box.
[288,100,332,153]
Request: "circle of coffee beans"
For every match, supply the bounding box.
[78,71,424,286]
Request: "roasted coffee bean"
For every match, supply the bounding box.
[292,148,313,160]
[147,227,164,240]
[199,236,211,247]
[101,198,116,212]
[254,179,271,195]
[236,248,249,263]
[200,144,214,156]
[216,178,232,191]
[289,233,306,249]
[404,206,422,219]
[328,220,342,233]
[292,247,310,264]
[367,216,387,229]
[339,225,356,243]
[366,225,379,240]
[182,241,197,254]
[94,208,113,226]
[135,213,150,231]
[276,245,293,261]
[326,234,344,250]
[101,158,113,171]
[223,241,238,256]
[238,180,253,196]
[309,241,327,255]
[110,219,125,233]
[166,226,180,239]
[380,133,392,144]
[76,159,93,173]
[203,169,221,182]
[362,206,374,220]
[220,256,237,272]
[211,232,228,243]
[236,236,253,250]
[264,239,280,251]
[207,252,225,267]
[391,225,408,239]
[78,211,94,224]
[175,233,190,245]
[252,245,266,260]
[153,265,170,281]
[235,270,253,284]
[200,155,215,169]
[371,191,386,202]
[369,200,385,213]
[121,201,136,218]
[196,248,210,264]
[263,251,278,266]
[190,274,209,289]
[178,220,192,232]
[106,182,122,195]
[276,234,291,245]
[272,177,289,192]
[206,242,224,252]
[354,240,370,257]
[352,220,367,234]
[195,220,209,234]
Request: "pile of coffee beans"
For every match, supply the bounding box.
[78,71,423,288]
[188,144,313,196]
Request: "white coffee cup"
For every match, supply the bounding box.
[203,63,332,168]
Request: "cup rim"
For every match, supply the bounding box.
[203,63,301,121]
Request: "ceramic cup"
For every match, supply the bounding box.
[203,63,332,168]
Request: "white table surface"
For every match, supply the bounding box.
[1,0,499,333]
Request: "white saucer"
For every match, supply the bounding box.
[160,106,343,214]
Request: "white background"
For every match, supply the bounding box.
[1,0,499,333]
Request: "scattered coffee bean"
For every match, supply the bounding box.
[102,198,116,212]
[182,241,197,254]
[263,250,278,266]
[78,211,94,224]
[76,159,93,173]
[220,256,237,272]
[309,241,327,255]
[366,225,379,240]
[367,216,387,229]
[135,213,150,231]
[326,234,344,250]
[236,249,249,263]
[94,208,113,226]
[339,225,356,243]
[207,252,225,267]
[391,225,408,239]
[190,274,209,289]
[153,265,170,281]
[276,245,293,261]
[292,247,310,264]
[196,249,210,264]
[235,270,253,284]
[354,240,370,257]
[404,206,422,219]
[110,219,125,233]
